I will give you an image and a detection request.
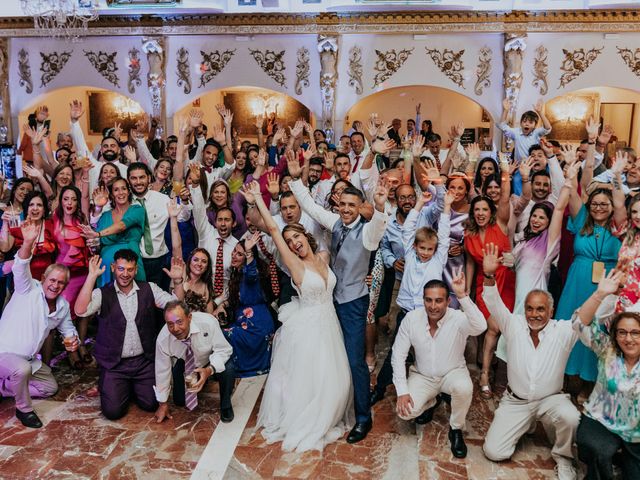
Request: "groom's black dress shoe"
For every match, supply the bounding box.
[369,389,385,407]
[448,427,467,458]
[16,409,43,429]
[415,395,442,425]
[220,407,234,423]
[347,419,372,444]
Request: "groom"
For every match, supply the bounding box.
[289,161,389,443]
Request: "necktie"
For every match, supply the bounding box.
[257,235,280,297]
[203,165,213,174]
[213,238,224,297]
[137,197,154,255]
[433,152,442,171]
[335,225,350,254]
[352,155,361,173]
[181,337,198,411]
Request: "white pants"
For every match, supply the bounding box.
[483,391,580,464]
[0,353,58,412]
[397,365,473,430]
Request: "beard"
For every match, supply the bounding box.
[102,151,118,162]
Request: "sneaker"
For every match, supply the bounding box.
[554,459,577,480]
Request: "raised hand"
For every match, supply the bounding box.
[163,256,186,281]
[372,138,396,156]
[564,161,581,185]
[533,99,544,114]
[519,156,535,180]
[113,122,123,141]
[92,186,109,208]
[189,109,204,129]
[20,220,40,244]
[443,189,455,208]
[178,116,190,136]
[415,190,433,210]
[451,122,465,141]
[560,144,577,166]
[272,127,286,146]
[411,135,425,158]
[290,121,304,139]
[498,152,511,173]
[596,269,623,296]
[123,145,137,164]
[424,159,441,184]
[612,150,628,177]
[266,171,280,198]
[167,197,182,218]
[366,115,379,138]
[22,164,43,179]
[465,143,481,163]
[376,122,392,139]
[482,243,502,277]
[301,145,316,162]
[324,151,336,171]
[188,163,201,184]
[244,231,260,252]
[598,124,614,146]
[24,124,47,146]
[211,126,226,145]
[585,116,600,142]
[70,100,85,122]
[256,148,267,168]
[450,267,467,298]
[239,182,257,204]
[373,177,389,210]
[502,98,512,111]
[87,255,106,278]
[416,103,421,115]
[285,149,302,178]
[539,137,555,158]
[254,115,264,130]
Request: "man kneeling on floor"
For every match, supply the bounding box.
[392,270,486,458]
[154,300,236,423]
[0,220,79,428]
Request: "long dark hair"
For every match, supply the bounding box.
[464,195,497,235]
[185,248,215,303]
[9,177,34,205]
[581,188,614,236]
[22,190,50,220]
[55,185,87,225]
[99,162,122,188]
[51,163,74,201]
[523,201,553,241]
[227,240,276,315]
[107,178,133,208]
[474,157,498,189]
[207,180,232,213]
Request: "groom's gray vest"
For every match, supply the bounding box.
[331,218,370,305]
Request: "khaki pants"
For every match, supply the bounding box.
[0,353,58,412]
[397,365,473,430]
[483,391,580,464]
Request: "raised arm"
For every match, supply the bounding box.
[480,243,512,333]
[550,162,579,247]
[611,150,629,227]
[23,164,53,200]
[580,117,599,198]
[68,100,91,159]
[451,268,487,336]
[575,270,623,327]
[496,154,512,229]
[75,256,105,317]
[167,199,183,260]
[534,99,551,131]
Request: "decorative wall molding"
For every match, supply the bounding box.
[373,48,413,88]
[474,46,492,95]
[295,47,310,95]
[617,46,640,78]
[348,46,363,95]
[198,49,235,88]
[559,46,603,88]
[532,44,549,95]
[142,37,166,136]
[250,48,286,87]
[40,50,73,87]
[17,48,33,94]
[426,47,465,88]
[176,47,192,94]
[4,10,640,36]
[0,38,10,142]
[318,35,338,140]
[127,47,141,94]
[84,50,120,88]
[502,32,526,152]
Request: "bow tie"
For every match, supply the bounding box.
[203,165,213,174]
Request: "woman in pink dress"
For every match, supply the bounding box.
[53,185,91,367]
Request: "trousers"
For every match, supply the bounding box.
[171,358,236,410]
[398,365,473,430]
[374,308,409,395]
[483,391,580,464]
[0,352,58,412]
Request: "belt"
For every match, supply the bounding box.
[506,386,527,401]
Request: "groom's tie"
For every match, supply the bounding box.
[335,225,350,254]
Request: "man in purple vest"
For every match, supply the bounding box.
[75,249,185,420]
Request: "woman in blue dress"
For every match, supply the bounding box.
[83,178,146,287]
[223,232,276,377]
[556,186,621,397]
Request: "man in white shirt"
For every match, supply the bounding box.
[349,132,369,174]
[68,100,128,192]
[393,274,486,458]
[481,244,580,480]
[154,301,235,423]
[0,221,79,428]
[127,162,191,289]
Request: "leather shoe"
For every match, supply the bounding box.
[448,427,467,458]
[220,407,234,423]
[369,389,385,407]
[346,419,372,444]
[16,409,43,429]
[415,395,442,425]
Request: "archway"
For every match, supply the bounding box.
[18,85,145,153]
[546,86,640,151]
[174,86,315,143]
[344,85,495,150]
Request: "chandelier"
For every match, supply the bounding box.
[20,0,99,41]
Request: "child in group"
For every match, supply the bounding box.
[498,98,552,195]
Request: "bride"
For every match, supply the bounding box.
[241,181,354,452]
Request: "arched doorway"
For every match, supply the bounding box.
[344,85,495,150]
[174,86,314,144]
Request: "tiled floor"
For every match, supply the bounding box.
[0,347,570,480]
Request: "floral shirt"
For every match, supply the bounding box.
[573,315,640,443]
[611,220,640,312]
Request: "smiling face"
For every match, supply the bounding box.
[423,286,449,323]
[283,228,311,259]
[56,149,70,164]
[27,195,45,221]
[55,166,73,188]
[589,192,613,224]
[532,175,551,201]
[529,207,550,234]
[14,181,33,204]
[447,178,469,204]
[524,292,552,331]
[154,160,172,182]
[416,238,437,262]
[203,144,219,167]
[473,199,492,228]
[335,157,351,180]
[165,306,191,341]
[100,164,119,185]
[484,180,501,202]
[235,151,247,170]
[111,258,137,291]
[41,267,68,301]
[338,193,361,225]
[100,138,120,162]
[350,134,365,155]
[530,149,547,171]
[615,316,640,361]
[395,185,416,216]
[479,160,495,180]
[248,149,259,168]
[128,168,150,196]
[110,179,130,206]
[231,243,246,269]
[189,250,209,278]
[61,189,78,217]
[210,184,229,208]
[630,198,640,229]
[384,170,402,200]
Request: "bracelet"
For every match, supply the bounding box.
[588,141,596,145]
[174,280,184,285]
[483,273,495,279]
[98,231,102,238]
[247,202,256,208]
[376,136,385,141]
[220,143,227,148]
[522,177,530,183]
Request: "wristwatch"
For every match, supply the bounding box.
[483,273,496,279]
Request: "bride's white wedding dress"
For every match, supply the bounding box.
[257,266,354,452]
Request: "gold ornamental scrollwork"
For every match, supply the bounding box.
[176,47,192,94]
[294,47,310,95]
[199,49,235,88]
[474,46,491,95]
[532,44,548,95]
[250,49,286,87]
[18,48,33,94]
[559,46,603,88]
[348,46,363,95]
[40,50,73,87]
[372,48,413,88]
[617,46,640,78]
[426,47,465,88]
[127,47,141,94]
